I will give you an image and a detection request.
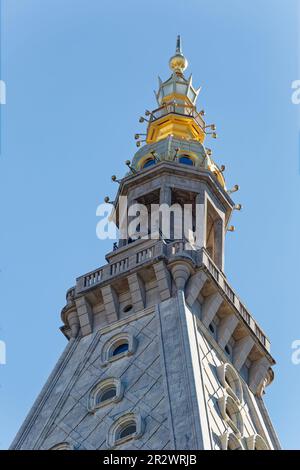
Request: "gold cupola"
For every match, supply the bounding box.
[133,36,225,189]
[146,36,205,145]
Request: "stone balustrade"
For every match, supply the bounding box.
[74,239,270,352]
[200,248,269,352]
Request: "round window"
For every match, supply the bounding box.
[123,305,133,313]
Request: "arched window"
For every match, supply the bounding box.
[142,158,156,169]
[101,332,137,366]
[107,413,144,448]
[178,155,194,166]
[217,363,243,403]
[112,342,129,356]
[96,385,117,404]
[50,442,72,450]
[117,421,137,440]
[88,378,123,412]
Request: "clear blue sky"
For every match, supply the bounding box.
[0,0,299,450]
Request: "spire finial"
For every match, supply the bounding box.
[169,35,188,74]
[176,35,182,54]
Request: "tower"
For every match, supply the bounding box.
[11,37,281,451]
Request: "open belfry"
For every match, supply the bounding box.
[11,37,280,450]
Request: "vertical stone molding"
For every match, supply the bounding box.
[157,295,210,449]
[159,184,172,206]
[213,218,224,271]
[195,188,206,250]
[154,261,172,301]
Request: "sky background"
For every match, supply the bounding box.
[0,0,299,450]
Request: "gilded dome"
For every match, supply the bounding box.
[169,53,188,73]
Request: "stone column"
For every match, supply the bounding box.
[159,184,172,206]
[195,186,206,250]
[157,184,172,239]
[118,195,128,248]
[127,195,139,241]
[214,218,224,270]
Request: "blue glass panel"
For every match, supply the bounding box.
[112,343,129,356]
[143,159,156,168]
[119,423,136,439]
[179,156,193,166]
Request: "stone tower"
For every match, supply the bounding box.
[11,37,280,451]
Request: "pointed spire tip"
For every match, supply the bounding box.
[169,35,188,73]
[176,35,182,54]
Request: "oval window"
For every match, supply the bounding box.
[123,304,133,313]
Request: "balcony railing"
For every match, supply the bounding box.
[76,239,163,293]
[84,269,103,288]
[75,239,270,352]
[200,248,270,352]
[149,102,205,130]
